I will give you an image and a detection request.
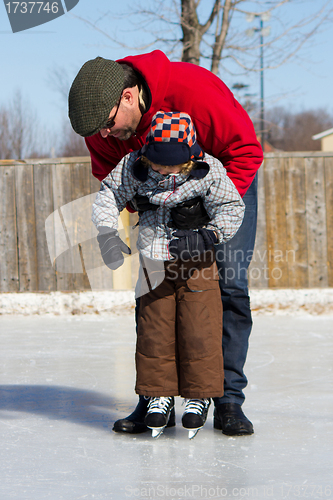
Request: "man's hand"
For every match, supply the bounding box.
[97,227,131,270]
[168,228,217,260]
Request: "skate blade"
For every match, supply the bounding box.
[149,426,166,439]
[188,428,202,439]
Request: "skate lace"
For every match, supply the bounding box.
[183,398,210,415]
[147,397,173,415]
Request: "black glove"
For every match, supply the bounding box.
[168,228,217,260]
[97,227,131,270]
[128,194,158,213]
[170,196,211,230]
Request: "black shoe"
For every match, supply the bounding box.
[214,403,254,436]
[112,396,176,434]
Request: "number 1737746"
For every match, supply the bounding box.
[5,2,59,14]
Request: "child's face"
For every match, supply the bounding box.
[151,163,182,176]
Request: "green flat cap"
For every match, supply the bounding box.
[68,57,124,137]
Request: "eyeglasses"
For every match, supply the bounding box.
[104,94,122,130]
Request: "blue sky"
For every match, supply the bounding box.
[1,0,333,145]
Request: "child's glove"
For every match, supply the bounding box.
[128,194,158,213]
[170,196,210,230]
[168,228,217,260]
[97,227,131,270]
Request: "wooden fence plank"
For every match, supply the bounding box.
[248,167,269,288]
[285,157,308,288]
[53,161,93,292]
[129,212,140,289]
[52,163,75,291]
[264,156,289,287]
[0,166,19,291]
[305,157,328,287]
[90,175,101,194]
[34,163,57,291]
[324,157,333,287]
[112,210,132,290]
[86,172,114,291]
[70,162,92,291]
[15,164,38,291]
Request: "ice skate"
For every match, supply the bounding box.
[144,397,175,438]
[182,398,211,439]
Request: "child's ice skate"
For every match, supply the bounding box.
[144,397,175,438]
[182,398,211,439]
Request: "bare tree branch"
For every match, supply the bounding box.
[108,0,333,77]
[0,90,51,159]
[52,0,333,138]
[211,0,234,73]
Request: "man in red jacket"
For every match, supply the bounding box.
[69,50,263,436]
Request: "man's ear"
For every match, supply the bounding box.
[122,87,139,107]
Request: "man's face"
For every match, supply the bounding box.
[100,91,141,141]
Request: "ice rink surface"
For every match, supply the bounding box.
[0,313,332,500]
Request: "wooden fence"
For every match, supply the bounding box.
[249,152,333,288]
[0,153,332,292]
[0,157,139,293]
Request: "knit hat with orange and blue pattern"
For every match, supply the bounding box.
[141,111,204,165]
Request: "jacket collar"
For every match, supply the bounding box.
[189,161,210,179]
[131,157,149,182]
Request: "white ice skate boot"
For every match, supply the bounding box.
[182,398,211,439]
[144,397,175,438]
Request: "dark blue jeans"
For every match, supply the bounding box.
[213,175,258,406]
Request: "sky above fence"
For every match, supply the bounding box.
[1,0,333,146]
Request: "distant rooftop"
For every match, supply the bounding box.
[312,127,333,140]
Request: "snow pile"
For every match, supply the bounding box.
[0,291,135,316]
[250,288,333,315]
[0,289,332,316]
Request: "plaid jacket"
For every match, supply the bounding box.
[92,152,245,261]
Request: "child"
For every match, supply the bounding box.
[92,111,245,438]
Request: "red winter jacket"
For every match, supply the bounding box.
[85,50,263,197]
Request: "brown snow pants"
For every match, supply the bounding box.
[135,252,224,398]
